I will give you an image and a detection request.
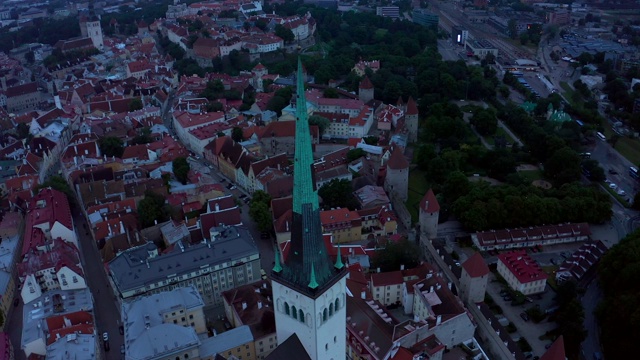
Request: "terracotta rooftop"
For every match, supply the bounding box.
[386,146,409,170]
[462,252,489,278]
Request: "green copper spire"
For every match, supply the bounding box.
[335,242,344,269]
[292,57,319,214]
[273,246,282,273]
[308,263,319,289]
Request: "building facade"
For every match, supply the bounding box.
[108,226,261,306]
[497,250,547,295]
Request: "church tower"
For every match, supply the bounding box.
[271,58,348,360]
[358,76,374,104]
[405,96,419,143]
[83,1,104,50]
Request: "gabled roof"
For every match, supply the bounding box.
[360,76,374,90]
[420,189,440,213]
[6,82,38,98]
[462,252,489,278]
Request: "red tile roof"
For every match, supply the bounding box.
[462,252,489,278]
[6,82,38,98]
[386,146,408,170]
[405,96,418,115]
[498,250,548,284]
[540,336,565,360]
[420,189,440,213]
[45,311,94,345]
[360,76,373,90]
[370,270,403,287]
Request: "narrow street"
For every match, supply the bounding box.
[72,209,123,359]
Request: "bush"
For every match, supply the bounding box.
[507,322,517,333]
[517,338,532,352]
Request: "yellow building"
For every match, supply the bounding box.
[320,208,362,244]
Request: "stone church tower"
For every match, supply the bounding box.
[79,2,104,50]
[271,58,348,360]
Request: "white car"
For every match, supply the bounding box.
[609,183,617,189]
[102,332,109,342]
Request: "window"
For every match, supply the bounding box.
[284,302,290,315]
[329,303,333,316]
[335,298,340,311]
[189,314,193,319]
[323,308,328,322]
[325,344,328,351]
[181,317,185,321]
[299,309,305,323]
[292,306,298,320]
[334,336,337,343]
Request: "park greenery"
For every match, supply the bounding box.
[249,191,273,233]
[553,281,587,360]
[597,230,640,359]
[172,157,191,185]
[318,179,359,211]
[98,137,125,158]
[370,239,420,273]
[138,191,172,228]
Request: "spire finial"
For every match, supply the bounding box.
[308,262,319,289]
[273,246,282,273]
[335,242,344,269]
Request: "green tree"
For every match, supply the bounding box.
[581,159,605,182]
[323,88,339,98]
[544,147,581,185]
[132,127,152,145]
[232,127,244,142]
[128,98,143,111]
[138,191,171,228]
[249,191,273,232]
[99,137,124,158]
[318,179,358,210]
[38,176,76,207]
[274,24,295,43]
[249,201,273,232]
[363,136,379,145]
[471,108,498,136]
[346,148,366,162]
[633,192,640,210]
[443,171,470,202]
[598,230,640,359]
[266,96,289,115]
[16,122,30,139]
[172,157,190,185]
[370,239,420,272]
[308,115,330,136]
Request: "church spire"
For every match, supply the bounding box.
[271,58,344,295]
[273,246,282,273]
[335,242,344,269]
[292,57,319,214]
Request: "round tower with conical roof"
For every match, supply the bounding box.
[384,146,409,202]
[405,96,419,143]
[358,76,374,104]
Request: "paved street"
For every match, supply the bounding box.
[72,209,123,359]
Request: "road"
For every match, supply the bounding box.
[72,209,123,359]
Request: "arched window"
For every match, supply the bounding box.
[335,298,340,311]
[284,302,290,315]
[292,306,297,319]
[329,303,334,316]
[299,309,305,323]
[323,308,328,322]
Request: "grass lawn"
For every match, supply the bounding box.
[485,126,516,146]
[559,82,575,104]
[601,121,640,166]
[406,169,430,224]
[542,265,559,290]
[518,169,543,183]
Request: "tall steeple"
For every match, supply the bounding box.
[271,58,344,296]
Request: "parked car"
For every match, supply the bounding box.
[503,295,513,302]
[609,169,618,175]
[102,332,109,342]
[520,312,530,321]
[121,345,125,354]
[239,194,247,199]
[550,258,556,265]
[104,341,110,352]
